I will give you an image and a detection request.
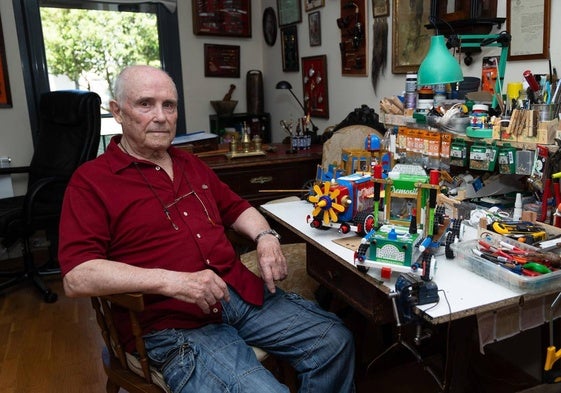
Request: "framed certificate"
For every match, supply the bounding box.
[277,0,302,27]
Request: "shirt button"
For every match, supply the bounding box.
[183,211,188,216]
[205,259,211,264]
[155,166,161,171]
[196,233,201,238]
[212,307,219,313]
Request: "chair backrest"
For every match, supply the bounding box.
[321,125,383,170]
[29,90,101,187]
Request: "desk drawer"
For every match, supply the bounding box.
[216,162,317,203]
[306,245,393,324]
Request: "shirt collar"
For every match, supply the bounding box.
[105,135,181,174]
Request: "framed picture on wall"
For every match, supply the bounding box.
[301,55,329,118]
[281,25,299,72]
[0,15,12,108]
[391,0,432,74]
[277,0,302,27]
[204,44,241,78]
[305,0,324,12]
[308,11,321,46]
[372,0,390,17]
[507,0,550,60]
[192,1,251,37]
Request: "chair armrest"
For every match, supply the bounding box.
[0,166,30,175]
[101,293,145,313]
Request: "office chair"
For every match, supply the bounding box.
[0,90,101,303]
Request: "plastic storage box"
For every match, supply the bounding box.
[451,239,561,294]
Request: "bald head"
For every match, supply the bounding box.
[113,65,178,104]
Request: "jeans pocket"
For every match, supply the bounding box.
[161,343,195,392]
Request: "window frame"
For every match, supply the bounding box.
[12,0,186,145]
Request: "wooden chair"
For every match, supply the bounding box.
[91,293,272,393]
[90,243,317,393]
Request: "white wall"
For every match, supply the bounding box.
[1,0,560,194]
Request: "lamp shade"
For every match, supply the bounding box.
[276,80,293,90]
[417,35,463,86]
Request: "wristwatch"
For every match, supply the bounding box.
[254,229,281,243]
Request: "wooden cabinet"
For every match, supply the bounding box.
[200,143,322,205]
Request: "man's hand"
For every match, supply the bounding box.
[167,269,230,314]
[256,236,287,293]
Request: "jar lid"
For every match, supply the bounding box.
[472,104,489,111]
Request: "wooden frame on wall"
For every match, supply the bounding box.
[507,0,550,61]
[305,0,324,12]
[204,44,240,78]
[0,15,12,108]
[339,0,368,76]
[391,0,432,74]
[281,25,299,72]
[302,55,329,118]
[192,1,251,37]
[308,11,321,47]
[277,0,302,27]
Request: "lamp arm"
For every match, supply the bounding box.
[288,88,306,113]
[288,88,318,132]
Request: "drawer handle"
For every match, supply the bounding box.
[327,270,339,280]
[250,176,273,184]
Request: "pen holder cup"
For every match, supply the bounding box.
[531,103,559,122]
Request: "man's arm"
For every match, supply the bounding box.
[63,259,230,314]
[231,207,287,292]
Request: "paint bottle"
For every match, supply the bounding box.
[404,73,417,110]
[470,104,489,129]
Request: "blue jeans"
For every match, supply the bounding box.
[143,286,356,393]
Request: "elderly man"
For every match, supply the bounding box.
[59,65,355,393]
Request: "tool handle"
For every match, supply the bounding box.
[524,70,540,92]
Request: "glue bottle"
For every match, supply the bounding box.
[512,193,523,221]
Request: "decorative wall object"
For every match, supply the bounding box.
[204,44,240,78]
[0,15,12,108]
[338,0,368,76]
[277,0,302,27]
[305,0,325,12]
[281,25,300,72]
[372,0,389,17]
[308,11,321,47]
[507,0,550,60]
[192,1,251,37]
[392,0,432,74]
[302,55,329,118]
[263,7,278,46]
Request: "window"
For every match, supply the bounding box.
[13,0,185,146]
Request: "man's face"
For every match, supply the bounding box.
[111,68,178,155]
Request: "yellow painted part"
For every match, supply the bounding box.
[329,208,338,222]
[313,184,323,196]
[332,202,345,212]
[312,206,322,217]
[330,188,340,199]
[323,210,330,225]
[323,181,330,195]
[544,346,561,371]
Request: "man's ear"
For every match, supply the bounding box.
[109,100,123,124]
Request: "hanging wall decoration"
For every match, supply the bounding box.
[302,55,329,118]
[338,0,368,76]
[0,15,12,108]
[371,0,389,93]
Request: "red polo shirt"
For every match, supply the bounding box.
[59,136,263,351]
